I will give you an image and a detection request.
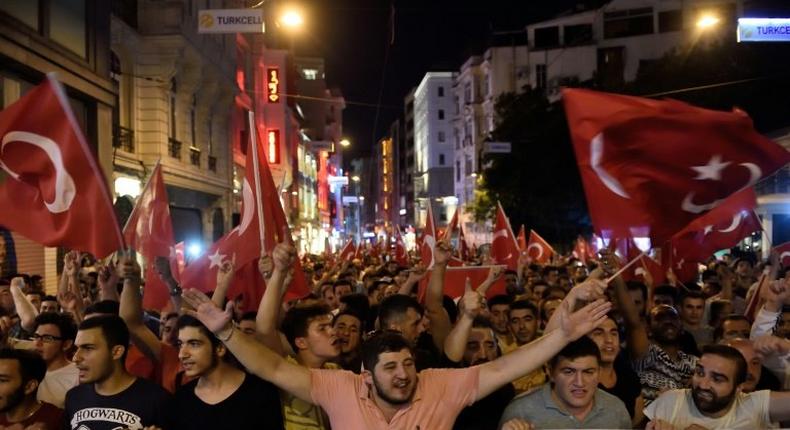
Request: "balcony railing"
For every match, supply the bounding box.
[208,156,217,172]
[168,138,182,160]
[112,126,134,153]
[189,147,201,167]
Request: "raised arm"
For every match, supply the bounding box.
[476,298,611,400]
[255,244,293,356]
[97,262,120,302]
[397,265,426,296]
[183,289,313,402]
[10,278,37,332]
[118,254,163,362]
[544,275,607,333]
[443,278,480,363]
[425,240,452,352]
[153,256,182,311]
[211,254,236,308]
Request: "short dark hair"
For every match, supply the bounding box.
[333,280,353,294]
[504,269,518,277]
[360,331,413,372]
[713,314,750,342]
[542,286,566,301]
[280,304,333,352]
[42,295,57,303]
[508,300,538,319]
[681,290,706,305]
[340,293,370,321]
[378,294,423,328]
[0,348,47,384]
[78,315,130,362]
[701,344,747,386]
[550,336,601,368]
[487,294,512,308]
[84,300,120,316]
[177,314,220,349]
[34,312,77,342]
[163,312,179,322]
[625,281,647,301]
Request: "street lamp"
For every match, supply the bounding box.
[280,10,304,30]
[351,175,360,182]
[696,14,720,29]
[339,138,351,148]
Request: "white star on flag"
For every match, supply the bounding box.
[208,250,226,269]
[691,155,731,181]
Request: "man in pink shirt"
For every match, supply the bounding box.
[183,243,612,429]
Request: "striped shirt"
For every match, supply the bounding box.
[633,343,697,405]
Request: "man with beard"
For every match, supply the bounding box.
[0,348,62,429]
[173,315,283,429]
[645,344,790,429]
[32,312,78,408]
[64,315,173,429]
[333,310,362,371]
[504,300,545,393]
[499,336,631,429]
[182,241,613,430]
[487,295,514,352]
[443,280,515,430]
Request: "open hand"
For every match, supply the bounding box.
[183,289,233,334]
[559,298,612,341]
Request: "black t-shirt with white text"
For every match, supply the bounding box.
[174,372,284,429]
[64,377,173,430]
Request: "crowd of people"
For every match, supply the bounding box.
[0,239,788,429]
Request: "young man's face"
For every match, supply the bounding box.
[587,318,619,364]
[720,319,751,341]
[541,299,563,325]
[178,326,219,378]
[40,300,59,314]
[322,287,339,310]
[508,308,537,345]
[0,359,28,413]
[73,327,119,384]
[239,319,257,336]
[366,348,418,406]
[33,323,70,364]
[26,294,42,311]
[334,314,361,354]
[0,286,13,314]
[298,314,340,359]
[691,354,740,415]
[727,341,761,393]
[160,316,178,345]
[489,304,510,335]
[649,309,682,344]
[550,355,599,412]
[463,327,498,366]
[681,298,705,326]
[387,308,424,346]
[334,284,353,298]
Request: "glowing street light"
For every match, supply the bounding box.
[339,138,351,148]
[696,14,721,29]
[351,175,360,182]
[280,10,304,29]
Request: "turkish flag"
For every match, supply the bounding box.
[442,209,459,241]
[418,265,508,300]
[564,88,790,244]
[420,204,437,269]
[181,121,309,303]
[572,236,593,263]
[338,240,356,262]
[671,189,760,263]
[774,242,790,267]
[616,238,665,285]
[517,225,527,251]
[491,202,520,270]
[526,230,554,265]
[0,75,123,257]
[661,243,701,285]
[122,163,179,309]
[393,225,408,266]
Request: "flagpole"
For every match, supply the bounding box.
[247,112,267,254]
[604,247,650,284]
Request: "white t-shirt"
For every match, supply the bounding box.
[644,388,771,429]
[37,362,79,408]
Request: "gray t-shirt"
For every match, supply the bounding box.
[498,384,632,429]
[644,388,771,429]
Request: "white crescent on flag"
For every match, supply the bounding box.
[590,133,630,199]
[423,235,436,268]
[0,131,76,213]
[237,178,255,235]
[717,213,744,233]
[527,243,543,260]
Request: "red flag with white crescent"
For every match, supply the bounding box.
[526,230,554,265]
[420,205,437,269]
[0,75,123,257]
[393,225,408,266]
[490,202,520,270]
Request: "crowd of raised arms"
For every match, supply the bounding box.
[0,240,790,430]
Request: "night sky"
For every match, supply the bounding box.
[292,0,586,162]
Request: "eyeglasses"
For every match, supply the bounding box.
[31,334,64,343]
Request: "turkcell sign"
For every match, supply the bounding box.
[737,18,790,42]
[198,9,265,34]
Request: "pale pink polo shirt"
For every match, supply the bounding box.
[310,366,480,430]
